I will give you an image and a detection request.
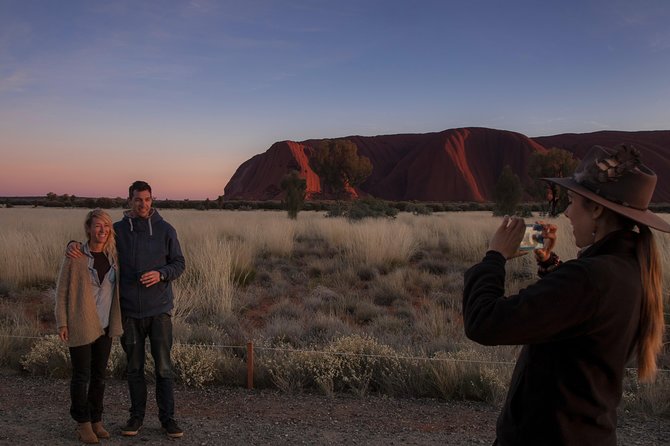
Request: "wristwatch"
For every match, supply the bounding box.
[160,273,166,282]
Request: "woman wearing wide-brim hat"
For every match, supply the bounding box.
[462,144,669,445]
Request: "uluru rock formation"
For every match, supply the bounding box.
[223,128,670,202]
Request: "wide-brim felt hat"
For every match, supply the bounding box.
[543,144,670,233]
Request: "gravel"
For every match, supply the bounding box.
[0,371,667,445]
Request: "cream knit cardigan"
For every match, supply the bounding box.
[54,253,123,347]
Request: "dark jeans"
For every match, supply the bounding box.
[69,333,112,423]
[121,314,175,424]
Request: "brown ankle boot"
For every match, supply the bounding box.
[77,422,99,444]
[92,421,110,439]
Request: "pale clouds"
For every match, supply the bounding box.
[0,69,29,93]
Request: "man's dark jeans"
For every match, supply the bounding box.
[69,333,113,423]
[121,314,175,424]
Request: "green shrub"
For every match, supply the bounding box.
[346,198,399,221]
[325,198,399,220]
[406,203,433,215]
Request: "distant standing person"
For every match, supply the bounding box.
[68,181,186,438]
[462,145,669,445]
[56,209,122,444]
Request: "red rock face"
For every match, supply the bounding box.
[223,128,670,202]
[533,130,670,203]
[223,141,318,201]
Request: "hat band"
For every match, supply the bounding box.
[577,179,648,212]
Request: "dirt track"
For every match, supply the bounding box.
[0,372,668,445]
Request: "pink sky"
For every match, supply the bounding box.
[2,1,669,200]
[0,150,244,200]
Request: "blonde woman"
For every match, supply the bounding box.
[55,209,122,444]
[463,145,668,445]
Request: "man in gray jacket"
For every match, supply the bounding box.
[116,181,185,438]
[68,181,185,439]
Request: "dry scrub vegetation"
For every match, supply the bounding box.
[1,208,669,415]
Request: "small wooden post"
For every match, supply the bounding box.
[246,341,254,389]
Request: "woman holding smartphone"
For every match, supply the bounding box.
[463,144,668,445]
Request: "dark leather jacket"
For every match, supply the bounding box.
[463,230,641,445]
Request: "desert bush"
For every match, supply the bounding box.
[213,351,247,387]
[366,315,412,344]
[428,350,511,403]
[261,342,339,394]
[413,304,452,340]
[107,342,127,378]
[348,298,381,325]
[261,335,403,396]
[264,316,305,345]
[405,203,433,215]
[302,313,349,343]
[172,343,218,388]
[269,298,304,321]
[20,335,70,378]
[356,265,377,281]
[326,334,402,396]
[622,369,670,416]
[344,198,399,221]
[418,259,448,275]
[370,269,409,306]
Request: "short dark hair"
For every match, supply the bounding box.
[129,181,152,198]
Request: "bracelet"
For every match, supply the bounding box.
[537,252,561,276]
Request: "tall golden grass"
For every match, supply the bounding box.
[2,207,670,408]
[3,208,670,311]
[3,207,670,303]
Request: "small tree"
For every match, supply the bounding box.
[528,148,579,217]
[311,139,372,199]
[494,165,523,216]
[280,170,307,219]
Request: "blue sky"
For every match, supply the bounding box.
[1,0,669,199]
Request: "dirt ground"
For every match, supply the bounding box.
[0,371,668,445]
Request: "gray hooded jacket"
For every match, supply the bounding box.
[114,209,185,318]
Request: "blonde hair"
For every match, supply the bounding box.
[635,225,664,382]
[84,209,117,263]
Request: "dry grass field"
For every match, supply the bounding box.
[1,207,669,414]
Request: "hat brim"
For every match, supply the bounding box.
[542,177,670,233]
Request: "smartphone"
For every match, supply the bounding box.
[519,224,544,251]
